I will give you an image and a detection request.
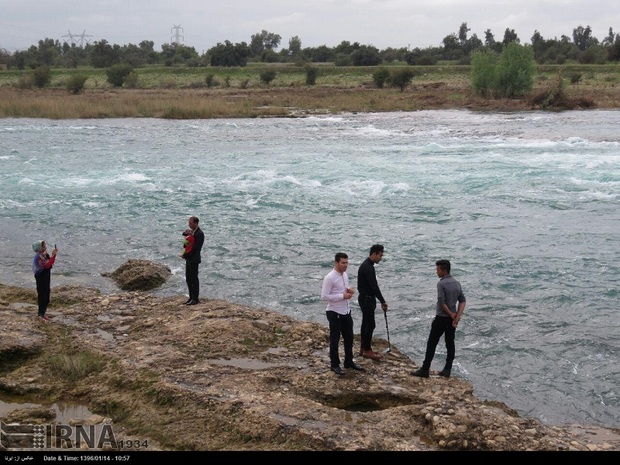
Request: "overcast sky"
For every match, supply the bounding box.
[1,0,619,53]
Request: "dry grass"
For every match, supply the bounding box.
[0,65,619,119]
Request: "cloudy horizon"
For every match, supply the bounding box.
[1,1,618,54]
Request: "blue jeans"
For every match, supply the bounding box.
[326,311,354,368]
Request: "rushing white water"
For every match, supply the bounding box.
[1,110,619,429]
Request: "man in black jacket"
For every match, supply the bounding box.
[182,216,205,305]
[357,244,388,361]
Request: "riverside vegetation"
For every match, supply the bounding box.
[2,65,620,452]
[1,62,620,119]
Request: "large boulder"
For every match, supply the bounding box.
[103,259,171,291]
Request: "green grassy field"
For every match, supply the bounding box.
[1,62,618,90]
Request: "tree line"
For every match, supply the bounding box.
[1,22,619,70]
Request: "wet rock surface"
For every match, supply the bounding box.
[1,282,619,451]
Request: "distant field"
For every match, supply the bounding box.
[1,63,618,90]
[0,63,619,118]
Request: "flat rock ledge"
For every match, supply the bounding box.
[0,282,619,452]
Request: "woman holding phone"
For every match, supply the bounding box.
[32,240,58,321]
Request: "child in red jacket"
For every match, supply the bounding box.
[181,229,195,259]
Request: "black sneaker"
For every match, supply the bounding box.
[411,368,429,378]
[438,369,451,378]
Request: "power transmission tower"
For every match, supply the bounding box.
[171,25,184,45]
[62,30,75,45]
[61,30,92,47]
[77,30,93,47]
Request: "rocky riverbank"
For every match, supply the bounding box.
[1,280,619,452]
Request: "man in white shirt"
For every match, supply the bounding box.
[321,252,365,375]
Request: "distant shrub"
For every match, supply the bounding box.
[334,54,352,66]
[123,72,140,88]
[415,54,438,66]
[372,68,391,88]
[66,74,88,94]
[205,73,218,88]
[496,43,535,97]
[106,64,134,87]
[390,68,416,92]
[570,73,582,84]
[239,78,249,89]
[472,43,535,98]
[32,66,51,88]
[471,49,499,97]
[259,69,277,85]
[305,66,318,85]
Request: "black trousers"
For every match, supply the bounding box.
[326,311,354,368]
[185,261,200,302]
[358,294,377,351]
[35,270,51,317]
[421,316,455,371]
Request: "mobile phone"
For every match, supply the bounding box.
[54,244,57,250]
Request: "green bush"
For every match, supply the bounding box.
[106,63,134,87]
[390,68,415,91]
[259,69,277,85]
[372,68,391,88]
[205,73,217,88]
[305,65,318,85]
[570,73,582,84]
[496,43,535,97]
[32,66,51,88]
[472,43,535,98]
[471,49,499,97]
[66,74,88,94]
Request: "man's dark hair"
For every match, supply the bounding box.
[190,216,199,224]
[369,244,384,255]
[436,259,451,273]
[335,252,348,262]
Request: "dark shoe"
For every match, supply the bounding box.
[184,298,192,304]
[411,368,430,378]
[344,362,365,371]
[330,366,345,376]
[362,350,381,361]
[438,369,451,378]
[186,300,198,306]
